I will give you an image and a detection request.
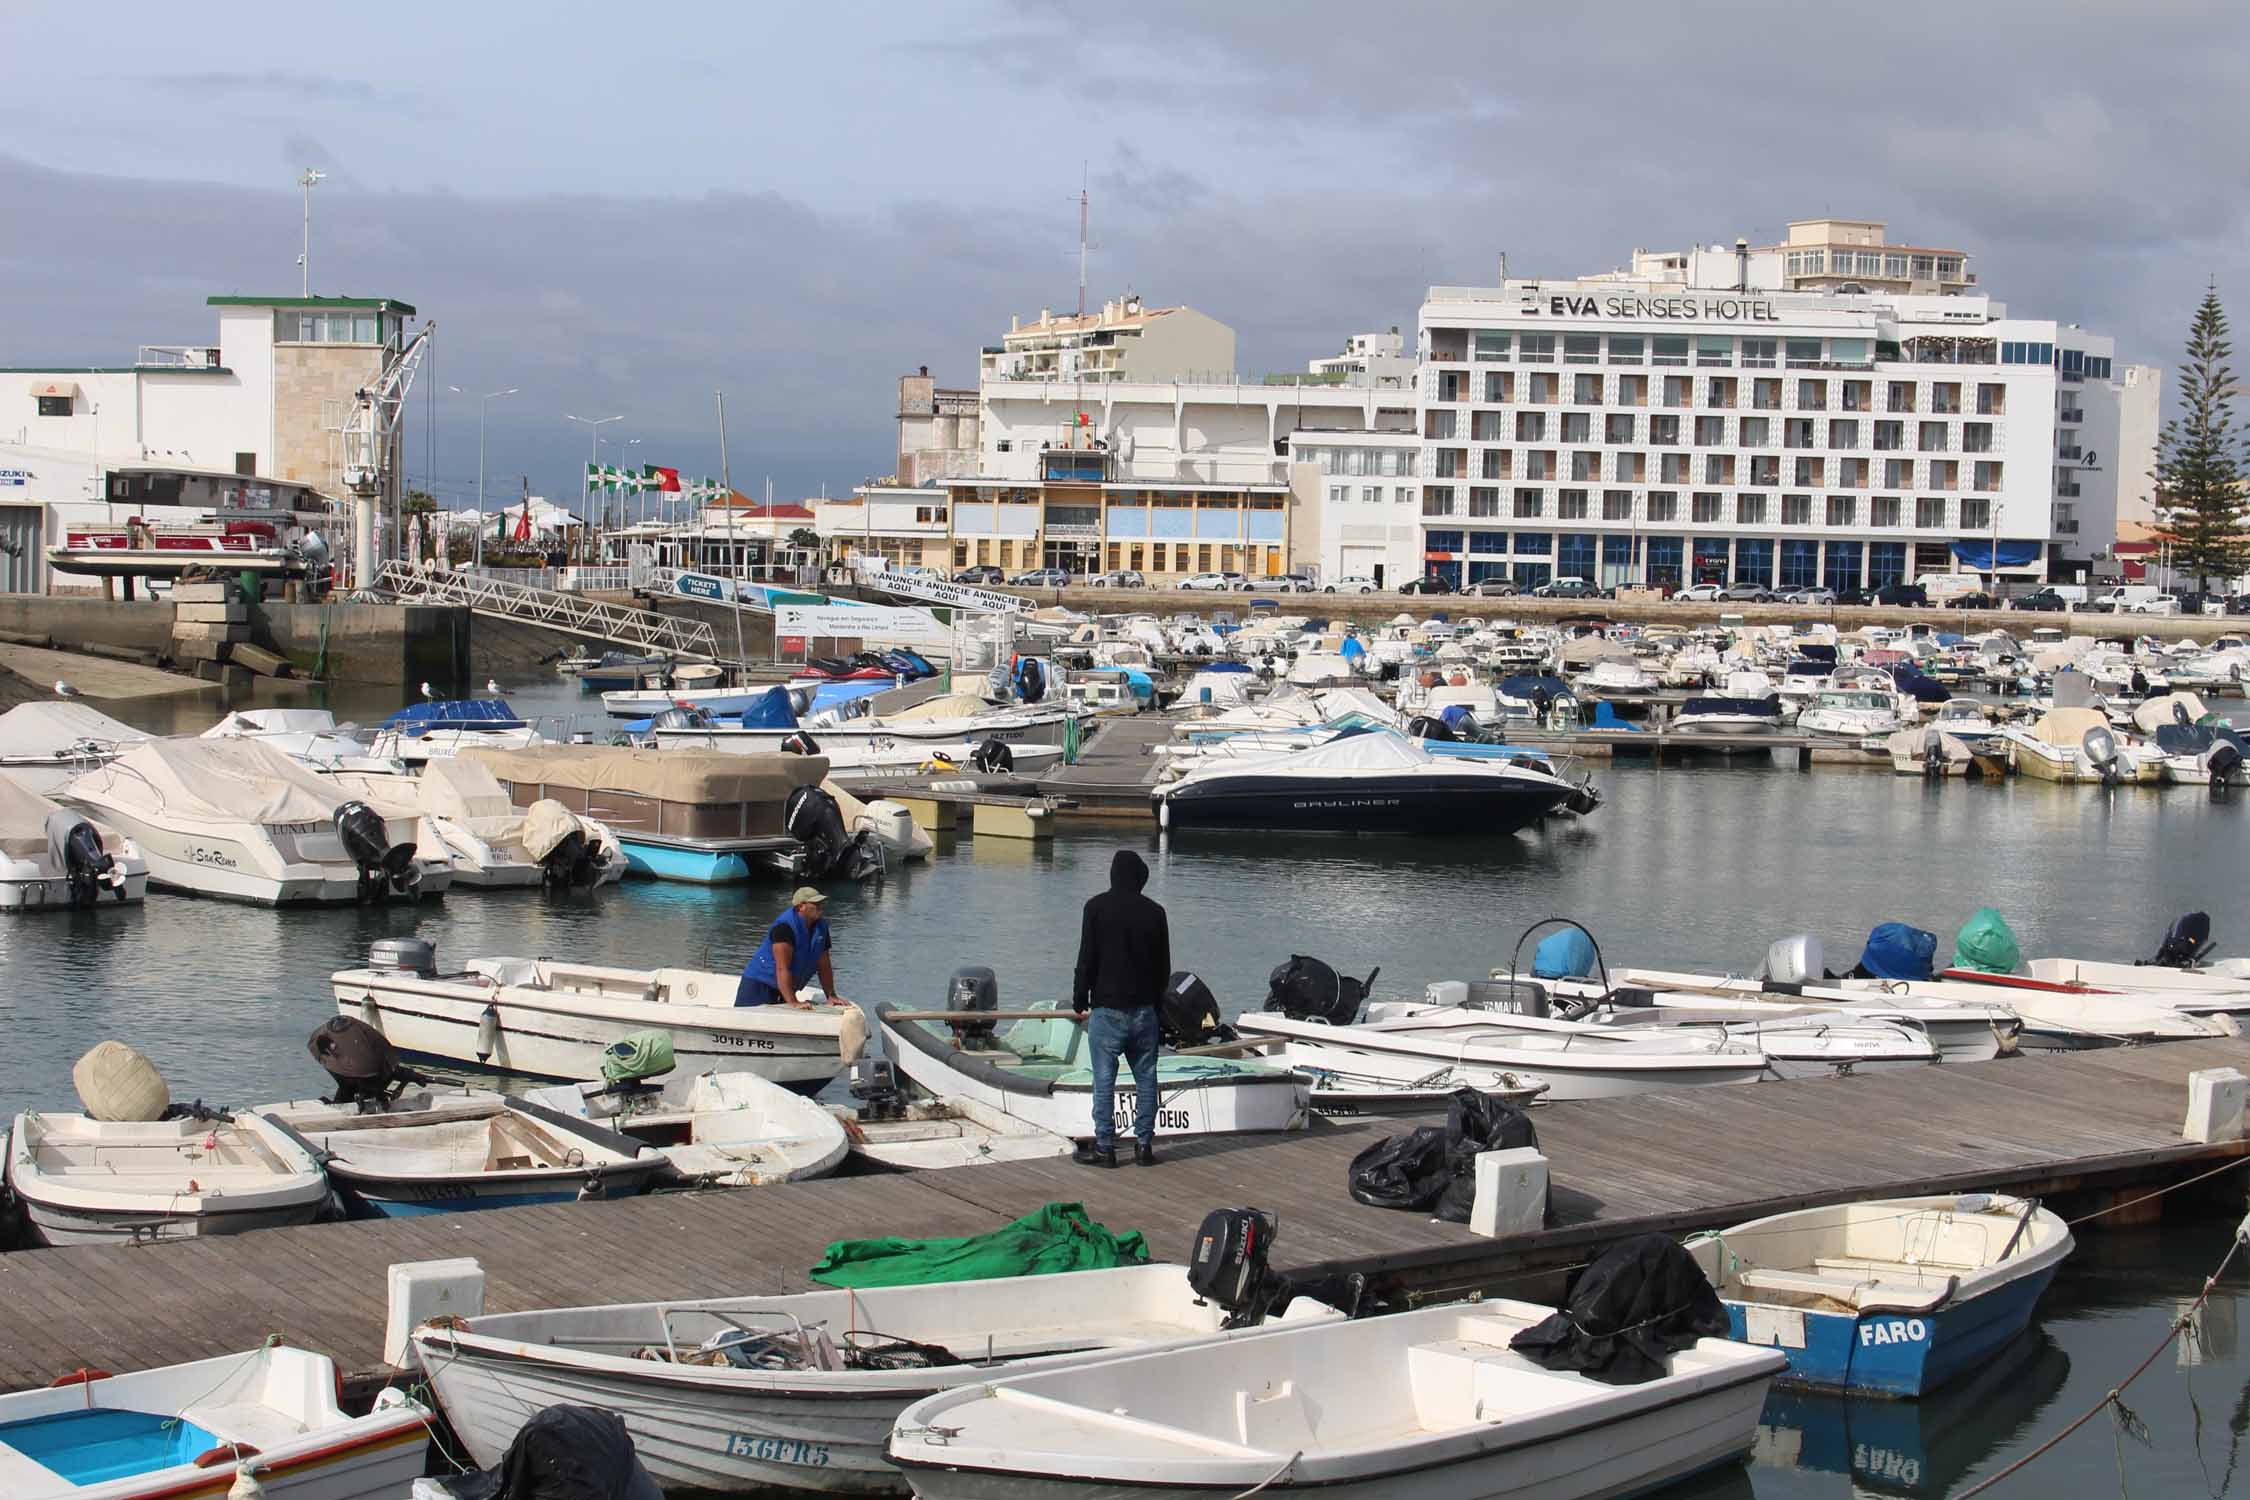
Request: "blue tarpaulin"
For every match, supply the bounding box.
[1340,637,1366,659]
[1856,923,1937,980]
[736,686,800,729]
[382,698,527,736]
[1949,539,2042,568]
[1533,929,1598,979]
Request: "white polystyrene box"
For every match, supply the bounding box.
[1469,1147,1548,1238]
[384,1257,486,1368]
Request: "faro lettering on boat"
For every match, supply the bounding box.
[1857,1317,1928,1346]
[1854,1445,1923,1487]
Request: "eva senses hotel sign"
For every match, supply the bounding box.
[1549,294,1780,322]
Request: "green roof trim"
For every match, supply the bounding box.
[207,295,417,314]
[0,366,233,376]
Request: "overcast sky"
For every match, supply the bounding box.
[3,1,2246,512]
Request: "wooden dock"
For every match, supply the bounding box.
[2,1042,2246,1395]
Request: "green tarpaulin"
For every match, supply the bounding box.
[809,1201,1150,1289]
[1952,907,2023,974]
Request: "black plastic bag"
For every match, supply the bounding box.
[1433,1088,1541,1224]
[438,1406,663,1500]
[1508,1233,1729,1385]
[1346,1125,1451,1211]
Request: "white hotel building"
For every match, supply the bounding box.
[1402,221,2146,593]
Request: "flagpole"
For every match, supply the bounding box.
[716,390,747,673]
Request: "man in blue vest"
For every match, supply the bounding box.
[736,887,846,1007]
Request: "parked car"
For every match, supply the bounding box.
[1466,578,1520,598]
[1268,573,1318,593]
[1780,586,1834,605]
[2172,590,2227,616]
[1180,571,1253,592]
[2226,594,2250,616]
[2010,589,2070,612]
[2124,592,2182,616]
[1010,568,1070,587]
[1088,570,1147,588]
[1398,574,1455,595]
[1532,577,1602,600]
[1871,583,1930,608]
[952,565,1004,584]
[2089,585,2162,613]
[1324,575,1381,593]
[1676,582,1726,602]
[1716,583,1776,603]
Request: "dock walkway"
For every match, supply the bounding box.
[0,1042,2244,1394]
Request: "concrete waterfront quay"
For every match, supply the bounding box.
[0,1042,2242,1397]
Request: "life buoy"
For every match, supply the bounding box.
[50,1368,111,1387]
[193,1442,259,1468]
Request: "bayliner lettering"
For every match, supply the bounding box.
[1549,294,1779,322]
[1291,796,1402,809]
[724,1434,830,1466]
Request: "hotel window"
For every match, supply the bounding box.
[1328,484,1348,506]
[1564,334,1600,365]
[1662,375,1691,407]
[1697,335,1732,368]
[1887,381,1916,411]
[1737,493,1767,524]
[1781,493,1813,525]
[1739,416,1770,447]
[1976,383,2005,415]
[1526,373,1558,403]
[1741,338,1777,369]
[1785,339,1822,368]
[1691,492,1722,524]
[1964,422,1993,453]
[1840,381,1870,411]
[1873,420,1903,451]
[1932,382,1963,414]
[1961,497,1991,528]
[1753,378,1782,410]
[1515,411,1546,441]
[1602,490,1634,520]
[1646,491,1678,522]
[1825,495,1856,526]
[1829,419,1858,448]
[1919,422,1948,452]
[1871,496,1902,527]
[1652,336,1690,367]
[1884,458,1913,488]
[1604,413,1635,444]
[1560,411,1591,443]
[1618,374,1648,406]
[1694,415,1724,446]
[1422,488,1456,516]
[1483,371,1511,402]
[2058,349,2085,383]
[1426,409,1456,439]
[1469,487,1500,517]
[1474,331,1511,361]
[1437,371,1470,402]
[1915,497,1947,528]
[1661,452,1690,484]
[1558,488,1590,519]
[1749,456,1781,486]
[1650,415,1680,446]
[1793,457,1823,486]
[1396,486,1415,505]
[1883,253,1908,278]
[1974,461,2004,491]
[1703,454,1733,484]
[1524,451,1554,480]
[1519,334,1555,363]
[1705,377,1737,409]
[1784,419,1815,449]
[1573,373,1603,404]
[1932,460,1959,490]
[1797,379,1827,410]
[1912,254,1936,280]
[1471,410,1503,442]
[1434,450,1463,478]
[1570,450,1599,481]
[1607,335,1644,365]
[1514,487,1545,518]
[1480,448,1509,480]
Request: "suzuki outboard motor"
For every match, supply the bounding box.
[1161,971,1235,1049]
[779,730,822,756]
[969,738,1014,774]
[2144,912,2214,969]
[306,1015,424,1108]
[1264,954,1377,1026]
[334,800,420,901]
[945,965,999,1043]
[1186,1207,1361,1327]
[45,809,120,907]
[783,784,884,883]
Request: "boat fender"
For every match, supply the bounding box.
[194,1442,260,1468]
[226,1468,268,1499]
[476,1005,500,1062]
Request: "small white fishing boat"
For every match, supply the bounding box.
[0,701,154,794]
[1796,688,1905,742]
[6,1107,329,1247]
[1578,657,1661,696]
[1884,725,1975,776]
[328,759,625,888]
[1605,968,2020,1064]
[408,1255,1346,1494]
[526,1066,849,1187]
[879,999,1308,1142]
[0,1347,429,1500]
[262,1088,663,1216]
[2000,706,2158,784]
[888,1296,1788,1500]
[1686,1194,2073,1397]
[202,707,399,772]
[0,774,147,910]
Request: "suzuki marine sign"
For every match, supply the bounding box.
[1549,293,1780,322]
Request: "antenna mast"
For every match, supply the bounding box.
[1076,168,1089,320]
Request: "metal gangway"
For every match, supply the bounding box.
[373,561,723,661]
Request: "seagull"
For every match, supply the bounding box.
[420,680,435,701]
[53,680,78,699]
[486,679,501,695]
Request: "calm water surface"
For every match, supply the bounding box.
[9,673,2250,1497]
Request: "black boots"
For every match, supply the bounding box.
[1134,1141,1156,1167]
[1073,1142,1117,1169]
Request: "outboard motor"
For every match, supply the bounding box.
[1264,954,1377,1026]
[786,686,817,718]
[1922,728,1948,778]
[2081,724,2124,786]
[306,1015,424,1109]
[1761,933,1826,987]
[334,800,420,901]
[2144,912,2214,969]
[779,730,822,756]
[945,965,999,1043]
[1186,1207,1360,1327]
[969,738,1014,774]
[1403,714,1456,742]
[1160,971,1235,1049]
[45,809,121,907]
[538,827,604,888]
[2207,735,2246,788]
[649,706,715,731]
[783,784,884,883]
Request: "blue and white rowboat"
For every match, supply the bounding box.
[1686,1193,2073,1397]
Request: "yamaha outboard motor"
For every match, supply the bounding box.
[969,738,1014,774]
[1160,971,1235,1049]
[779,730,822,756]
[945,965,999,1043]
[45,809,121,907]
[334,800,420,901]
[306,1015,424,1108]
[2144,912,2214,969]
[1264,954,1378,1026]
[783,784,883,883]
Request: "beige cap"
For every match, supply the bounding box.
[790,886,830,906]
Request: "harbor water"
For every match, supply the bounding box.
[5,674,2249,1497]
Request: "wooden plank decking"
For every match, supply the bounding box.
[0,1041,2244,1393]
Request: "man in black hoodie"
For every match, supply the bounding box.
[1071,848,1169,1167]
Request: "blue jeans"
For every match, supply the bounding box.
[1086,1005,1160,1150]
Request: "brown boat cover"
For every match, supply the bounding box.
[464,745,829,805]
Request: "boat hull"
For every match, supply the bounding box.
[49,798,449,905]
[1155,773,1572,835]
[9,1190,324,1249]
[329,1162,660,1218]
[1235,1017,1767,1102]
[1724,1264,2062,1398]
[0,870,148,910]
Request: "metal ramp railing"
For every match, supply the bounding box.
[374,561,722,661]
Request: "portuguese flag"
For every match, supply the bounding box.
[645,465,681,492]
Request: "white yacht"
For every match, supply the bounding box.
[326,758,625,888]
[0,701,154,794]
[1796,688,1906,741]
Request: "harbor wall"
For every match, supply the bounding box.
[0,595,470,687]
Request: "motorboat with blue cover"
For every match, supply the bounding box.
[1686,1194,2073,1397]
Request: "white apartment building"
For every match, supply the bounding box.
[978,295,1235,385]
[1413,230,2134,593]
[1308,330,1416,388]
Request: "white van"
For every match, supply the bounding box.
[2044,584,2090,606]
[2091,585,2161,613]
[1916,573,1984,602]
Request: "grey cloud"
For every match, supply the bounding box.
[142,70,418,109]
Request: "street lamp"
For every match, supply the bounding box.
[600,436,644,530]
[564,413,625,538]
[451,386,517,568]
[296,168,325,297]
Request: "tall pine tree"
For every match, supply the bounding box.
[2151,284,2250,591]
